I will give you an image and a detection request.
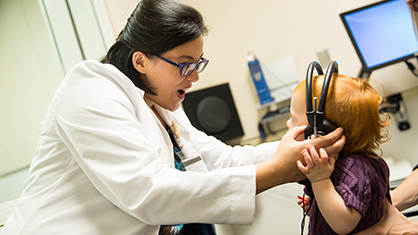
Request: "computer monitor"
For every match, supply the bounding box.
[340,0,418,73]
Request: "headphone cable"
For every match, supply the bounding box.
[300,192,312,235]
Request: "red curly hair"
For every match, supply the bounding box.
[293,74,391,158]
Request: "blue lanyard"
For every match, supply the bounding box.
[166,125,186,171]
[164,124,216,235]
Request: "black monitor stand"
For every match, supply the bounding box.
[358,67,372,80]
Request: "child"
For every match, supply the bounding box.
[289,72,391,234]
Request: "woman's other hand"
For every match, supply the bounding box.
[297,195,311,216]
[353,199,415,235]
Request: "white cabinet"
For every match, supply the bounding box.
[216,183,305,235]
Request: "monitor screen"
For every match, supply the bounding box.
[340,0,418,72]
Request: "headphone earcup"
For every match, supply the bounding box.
[304,118,338,139]
[317,119,338,136]
[304,124,314,139]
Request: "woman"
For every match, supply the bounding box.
[0,0,344,234]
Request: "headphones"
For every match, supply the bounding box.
[304,61,339,139]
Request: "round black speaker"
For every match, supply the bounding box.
[182,83,244,142]
[196,96,231,133]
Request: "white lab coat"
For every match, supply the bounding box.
[1,60,279,235]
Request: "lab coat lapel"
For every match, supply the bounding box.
[134,95,174,167]
[155,106,209,172]
[103,67,174,168]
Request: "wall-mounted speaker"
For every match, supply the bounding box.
[182,83,244,142]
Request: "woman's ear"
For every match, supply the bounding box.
[132,51,147,74]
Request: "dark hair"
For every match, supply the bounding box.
[101,0,208,94]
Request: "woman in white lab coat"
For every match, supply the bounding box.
[0,0,344,234]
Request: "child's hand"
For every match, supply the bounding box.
[296,146,335,183]
[297,195,311,216]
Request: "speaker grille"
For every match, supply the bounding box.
[182,83,244,142]
[196,96,231,133]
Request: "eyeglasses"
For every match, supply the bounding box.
[153,55,209,77]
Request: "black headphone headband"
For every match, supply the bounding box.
[318,61,339,114]
[304,61,339,139]
[305,61,323,115]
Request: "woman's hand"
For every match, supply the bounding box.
[306,128,346,161]
[255,126,345,194]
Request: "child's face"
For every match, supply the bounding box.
[287,96,308,141]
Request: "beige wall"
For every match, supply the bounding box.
[102,0,418,144]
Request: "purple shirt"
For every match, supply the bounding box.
[299,152,391,235]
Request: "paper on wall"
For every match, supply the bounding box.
[261,55,300,105]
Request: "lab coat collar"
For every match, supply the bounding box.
[152,103,176,132]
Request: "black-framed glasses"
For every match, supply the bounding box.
[153,55,209,77]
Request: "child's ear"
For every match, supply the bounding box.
[132,51,147,74]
